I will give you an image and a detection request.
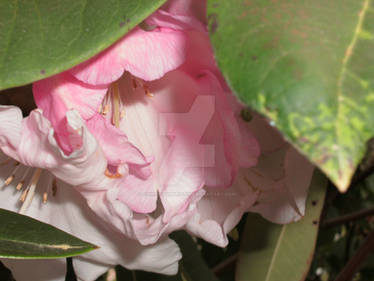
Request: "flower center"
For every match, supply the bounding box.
[0,157,55,214]
[98,72,154,129]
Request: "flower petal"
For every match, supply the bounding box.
[185,181,257,247]
[70,27,187,85]
[33,72,107,153]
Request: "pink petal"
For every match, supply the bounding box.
[70,27,187,85]
[161,0,206,24]
[33,72,107,154]
[0,106,23,158]
[185,183,257,247]
[86,114,152,171]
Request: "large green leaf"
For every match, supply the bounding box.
[0,0,166,90]
[0,208,97,258]
[236,170,327,281]
[207,0,374,191]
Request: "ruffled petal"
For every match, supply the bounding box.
[185,180,257,247]
[245,116,314,223]
[73,259,109,281]
[0,164,181,275]
[33,72,107,153]
[86,113,152,170]
[0,106,23,159]
[70,27,186,85]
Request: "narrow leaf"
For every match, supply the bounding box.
[236,170,327,281]
[0,0,166,90]
[207,0,374,191]
[0,208,97,259]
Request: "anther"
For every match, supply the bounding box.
[42,173,54,204]
[4,162,21,187]
[42,192,48,203]
[16,167,31,190]
[102,105,110,115]
[144,85,154,97]
[104,168,122,179]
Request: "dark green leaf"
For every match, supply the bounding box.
[207,0,374,191]
[236,170,327,281]
[0,0,166,90]
[0,208,97,258]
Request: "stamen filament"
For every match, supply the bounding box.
[16,167,31,190]
[19,168,42,214]
[112,82,121,128]
[3,162,21,187]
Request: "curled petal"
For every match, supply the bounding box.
[70,27,186,85]
[185,182,257,247]
[33,72,107,154]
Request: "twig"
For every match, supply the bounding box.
[334,227,374,281]
[320,208,374,228]
[212,254,238,275]
[350,164,374,187]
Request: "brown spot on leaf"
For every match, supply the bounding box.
[312,200,317,206]
[40,69,45,75]
[312,220,318,225]
[316,154,331,165]
[251,55,258,61]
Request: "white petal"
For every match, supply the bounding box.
[73,258,109,281]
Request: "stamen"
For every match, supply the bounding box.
[3,162,21,187]
[16,167,31,190]
[244,177,259,192]
[143,85,154,97]
[42,173,54,204]
[111,82,121,128]
[102,104,110,115]
[120,109,126,118]
[19,168,42,214]
[104,168,122,179]
[42,192,48,203]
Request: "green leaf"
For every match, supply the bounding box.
[116,231,218,281]
[0,208,97,258]
[207,0,374,191]
[236,170,327,281]
[0,0,166,90]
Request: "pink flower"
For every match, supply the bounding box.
[0,106,181,279]
[184,112,314,247]
[31,1,261,246]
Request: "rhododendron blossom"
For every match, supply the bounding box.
[0,107,181,280]
[0,0,316,280]
[30,1,261,247]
